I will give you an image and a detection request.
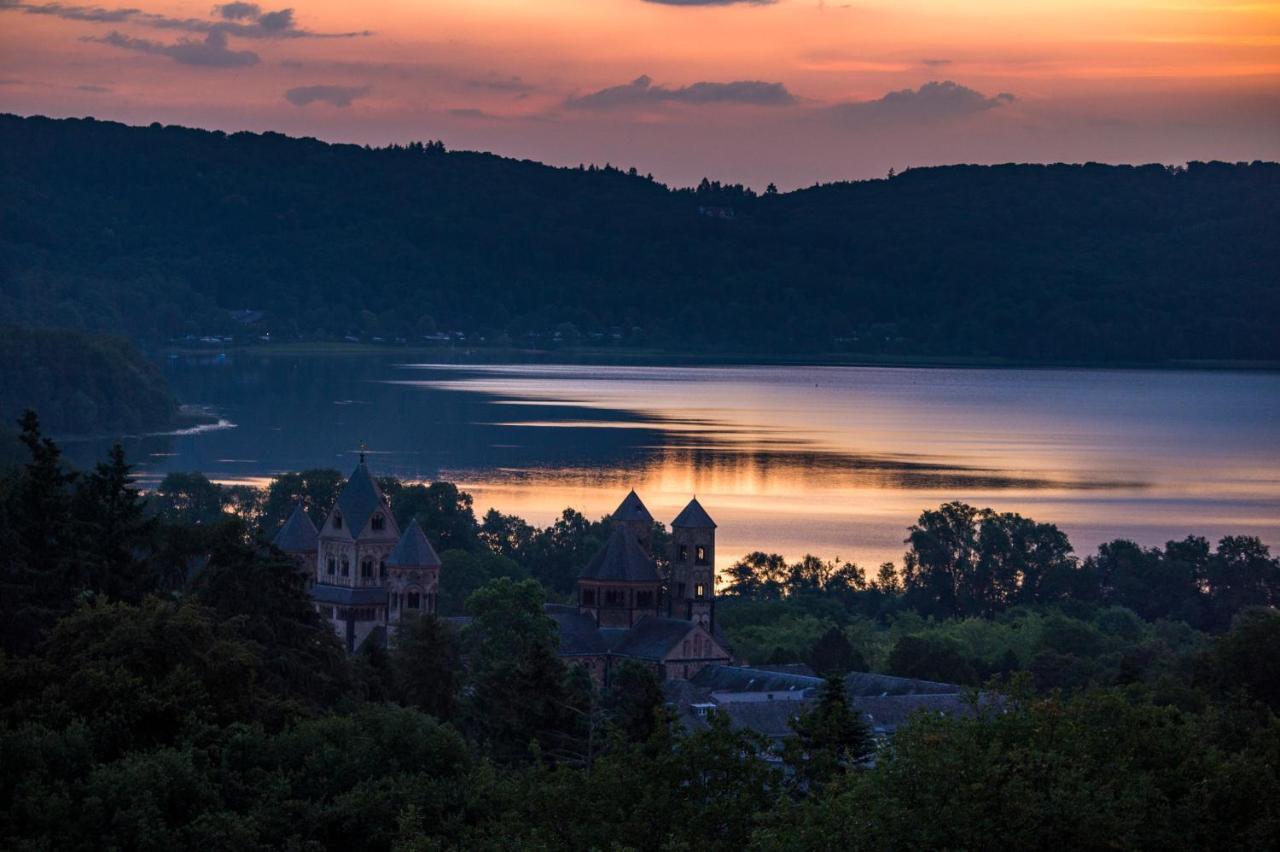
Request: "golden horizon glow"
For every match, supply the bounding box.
[1,0,1277,185]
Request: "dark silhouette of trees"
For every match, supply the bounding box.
[2,114,1276,362]
[784,674,874,789]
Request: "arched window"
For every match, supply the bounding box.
[333,512,343,530]
[379,560,386,578]
[407,592,421,610]
[695,545,708,566]
[361,558,373,579]
[695,582,706,599]
[326,557,336,575]
[371,514,385,531]
[341,557,350,577]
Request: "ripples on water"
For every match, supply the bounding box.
[104,356,1280,571]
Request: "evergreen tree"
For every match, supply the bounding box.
[72,443,155,602]
[391,613,461,721]
[0,411,78,652]
[784,675,873,790]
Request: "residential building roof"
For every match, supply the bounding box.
[843,671,961,697]
[580,525,661,583]
[612,489,654,524]
[544,604,612,655]
[672,497,716,529]
[689,664,822,694]
[273,503,319,553]
[309,584,388,606]
[387,518,441,568]
[609,616,702,661]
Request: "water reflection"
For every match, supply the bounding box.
[71,355,1280,571]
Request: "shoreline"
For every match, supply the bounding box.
[159,341,1280,373]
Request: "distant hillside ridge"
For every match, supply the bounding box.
[1,113,1277,362]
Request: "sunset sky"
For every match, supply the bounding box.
[2,0,1278,188]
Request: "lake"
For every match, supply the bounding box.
[98,353,1280,572]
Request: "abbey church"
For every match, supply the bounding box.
[273,460,732,682]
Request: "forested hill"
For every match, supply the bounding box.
[0,325,177,437]
[2,113,1277,362]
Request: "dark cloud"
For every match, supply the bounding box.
[13,2,136,22]
[88,29,260,67]
[215,2,259,19]
[76,83,111,92]
[566,75,794,109]
[828,81,1014,125]
[256,7,292,31]
[467,75,535,96]
[284,83,371,107]
[642,0,776,5]
[921,58,952,67]
[448,107,507,120]
[3,2,370,38]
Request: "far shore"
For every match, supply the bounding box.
[160,340,1280,373]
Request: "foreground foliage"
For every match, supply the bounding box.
[2,416,1279,849]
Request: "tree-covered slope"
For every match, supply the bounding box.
[1,113,1277,361]
[0,325,177,436]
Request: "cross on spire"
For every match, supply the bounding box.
[359,441,368,463]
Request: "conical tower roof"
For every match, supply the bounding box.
[612,489,654,524]
[331,460,388,535]
[273,502,319,552]
[581,525,660,583]
[672,497,716,529]
[386,518,442,568]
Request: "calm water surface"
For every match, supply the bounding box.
[102,355,1280,571]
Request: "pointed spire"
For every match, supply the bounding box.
[330,458,389,536]
[386,518,442,568]
[672,497,716,529]
[581,524,660,583]
[612,489,654,524]
[274,502,319,552]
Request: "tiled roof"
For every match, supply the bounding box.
[544,604,611,655]
[387,518,441,568]
[612,489,654,524]
[330,462,388,537]
[609,616,701,661]
[309,584,388,606]
[672,497,716,529]
[844,671,961,697]
[581,525,661,583]
[718,701,805,738]
[689,664,823,694]
[273,503,319,553]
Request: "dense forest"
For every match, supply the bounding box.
[2,113,1278,362]
[4,412,1278,848]
[0,325,177,438]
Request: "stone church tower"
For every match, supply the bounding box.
[670,497,716,629]
[577,524,664,628]
[613,489,655,554]
[385,518,442,621]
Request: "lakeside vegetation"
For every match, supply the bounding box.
[0,325,178,441]
[4,113,1278,364]
[3,412,1278,848]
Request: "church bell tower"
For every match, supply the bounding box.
[670,497,716,629]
